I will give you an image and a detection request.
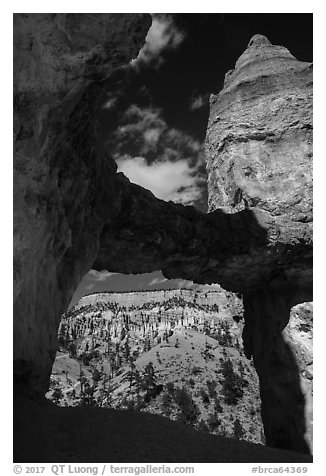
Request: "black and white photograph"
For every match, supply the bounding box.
[11,5,315,469]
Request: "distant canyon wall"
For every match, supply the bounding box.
[76,288,242,313]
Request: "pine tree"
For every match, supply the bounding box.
[78,365,87,395]
[80,381,96,406]
[207,411,222,432]
[203,339,212,360]
[98,369,113,407]
[127,356,136,389]
[51,382,64,405]
[105,333,111,357]
[173,386,199,425]
[233,418,246,440]
[124,338,130,361]
[161,391,172,415]
[58,323,68,349]
[220,357,245,405]
[68,341,77,358]
[197,419,209,433]
[142,362,156,390]
[92,367,102,387]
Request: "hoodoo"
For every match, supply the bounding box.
[14,14,312,460]
[206,34,313,452]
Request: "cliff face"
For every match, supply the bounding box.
[14,17,312,457]
[49,289,263,445]
[206,34,312,288]
[205,35,313,453]
[14,13,152,394]
[284,303,313,450]
[206,34,312,221]
[75,288,242,312]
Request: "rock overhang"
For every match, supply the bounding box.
[13,20,313,454]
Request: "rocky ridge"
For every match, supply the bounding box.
[48,290,312,450]
[48,289,262,444]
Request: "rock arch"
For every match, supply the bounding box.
[14,15,312,454]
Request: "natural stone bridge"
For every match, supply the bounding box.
[14,14,312,456]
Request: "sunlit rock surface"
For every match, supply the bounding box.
[205,35,313,453]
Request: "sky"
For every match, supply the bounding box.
[70,13,313,307]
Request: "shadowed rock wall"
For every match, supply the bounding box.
[13,13,152,394]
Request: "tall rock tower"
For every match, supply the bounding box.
[205,35,313,453]
[206,34,312,221]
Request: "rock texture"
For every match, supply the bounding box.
[48,289,264,445]
[284,303,313,450]
[205,35,313,453]
[14,13,152,394]
[14,17,312,458]
[243,286,312,453]
[206,34,312,286]
[206,34,312,222]
[93,179,312,292]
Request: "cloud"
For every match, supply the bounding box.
[111,105,166,157]
[148,276,168,287]
[102,98,118,111]
[108,104,203,162]
[143,128,162,147]
[88,270,116,282]
[174,279,196,289]
[131,15,185,68]
[172,279,222,291]
[106,104,208,210]
[117,156,204,206]
[189,93,209,111]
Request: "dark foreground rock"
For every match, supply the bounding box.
[14,395,312,463]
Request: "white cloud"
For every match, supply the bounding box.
[148,276,168,287]
[143,128,162,147]
[88,270,116,282]
[116,156,203,206]
[102,98,117,110]
[174,279,196,289]
[131,15,185,67]
[189,94,209,111]
[173,279,222,291]
[107,104,207,210]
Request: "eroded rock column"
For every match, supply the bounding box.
[205,35,313,453]
[243,284,312,453]
[13,13,151,395]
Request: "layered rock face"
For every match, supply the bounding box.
[14,18,312,457]
[206,34,312,221]
[206,34,312,287]
[206,35,313,452]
